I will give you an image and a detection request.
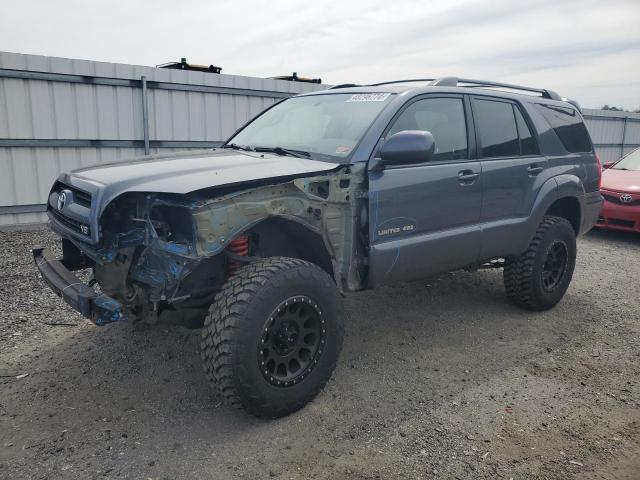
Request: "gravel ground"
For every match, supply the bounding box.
[0,227,639,480]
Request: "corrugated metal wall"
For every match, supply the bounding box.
[1,51,638,226]
[0,51,325,225]
[582,108,640,163]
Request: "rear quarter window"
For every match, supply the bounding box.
[536,104,592,153]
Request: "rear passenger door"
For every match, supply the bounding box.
[368,95,482,285]
[470,96,548,260]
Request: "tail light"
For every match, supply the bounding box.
[595,152,602,189]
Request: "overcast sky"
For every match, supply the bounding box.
[1,0,639,109]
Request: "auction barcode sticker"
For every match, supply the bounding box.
[346,93,391,102]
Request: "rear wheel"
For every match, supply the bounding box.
[201,257,343,418]
[503,215,576,311]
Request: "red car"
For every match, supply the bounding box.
[598,147,640,233]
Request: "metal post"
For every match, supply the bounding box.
[620,116,628,160]
[141,75,150,155]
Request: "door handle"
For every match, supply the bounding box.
[527,164,544,176]
[458,170,480,184]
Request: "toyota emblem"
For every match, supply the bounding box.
[620,193,633,203]
[57,191,67,211]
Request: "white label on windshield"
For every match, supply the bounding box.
[346,93,390,102]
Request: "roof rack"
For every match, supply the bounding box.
[368,77,562,100]
[329,83,361,89]
[369,78,435,87]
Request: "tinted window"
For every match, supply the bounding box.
[536,104,592,153]
[474,99,519,157]
[514,106,539,155]
[387,97,467,161]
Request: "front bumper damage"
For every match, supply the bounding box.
[32,247,126,325]
[36,162,368,327]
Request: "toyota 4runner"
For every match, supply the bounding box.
[33,77,603,417]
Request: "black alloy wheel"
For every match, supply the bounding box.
[541,240,568,292]
[259,295,326,387]
[504,215,577,311]
[201,257,344,418]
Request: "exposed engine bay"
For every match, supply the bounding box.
[56,164,368,327]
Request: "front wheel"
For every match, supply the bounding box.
[201,257,344,418]
[503,215,577,311]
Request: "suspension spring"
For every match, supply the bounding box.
[227,235,249,275]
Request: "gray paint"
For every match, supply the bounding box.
[349,85,602,287]
[71,149,338,196]
[0,51,625,229]
[0,51,325,225]
[41,80,602,296]
[52,149,339,245]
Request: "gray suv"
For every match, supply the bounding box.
[33,77,603,417]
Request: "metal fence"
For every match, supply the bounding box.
[0,52,325,225]
[583,108,640,163]
[1,51,639,226]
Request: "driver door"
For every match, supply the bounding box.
[367,95,483,286]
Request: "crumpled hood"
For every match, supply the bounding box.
[71,148,340,195]
[50,148,341,245]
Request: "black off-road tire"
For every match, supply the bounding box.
[504,215,576,311]
[201,257,344,418]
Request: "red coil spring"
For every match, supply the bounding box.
[227,235,249,275]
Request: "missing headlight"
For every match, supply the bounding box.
[150,205,194,243]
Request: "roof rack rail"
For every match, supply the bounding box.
[329,83,361,89]
[367,77,562,100]
[369,78,435,87]
[443,78,562,100]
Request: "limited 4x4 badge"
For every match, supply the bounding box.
[376,217,417,238]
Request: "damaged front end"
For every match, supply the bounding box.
[40,163,369,327]
[86,193,227,326]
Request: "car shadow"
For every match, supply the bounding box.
[586,227,640,246]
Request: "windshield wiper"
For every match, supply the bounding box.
[222,143,254,151]
[253,146,310,158]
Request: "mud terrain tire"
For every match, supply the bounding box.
[201,257,344,418]
[504,215,576,311]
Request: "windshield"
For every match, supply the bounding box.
[613,148,640,171]
[227,93,395,160]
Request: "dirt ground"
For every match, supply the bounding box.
[0,227,638,480]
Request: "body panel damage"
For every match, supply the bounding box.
[193,162,368,291]
[57,163,368,324]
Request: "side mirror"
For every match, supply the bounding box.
[602,161,615,169]
[378,130,435,168]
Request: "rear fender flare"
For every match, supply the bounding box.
[523,174,585,249]
[553,174,586,232]
[518,177,560,251]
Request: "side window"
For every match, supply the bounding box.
[474,99,519,158]
[514,106,539,155]
[535,104,592,153]
[387,97,468,161]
